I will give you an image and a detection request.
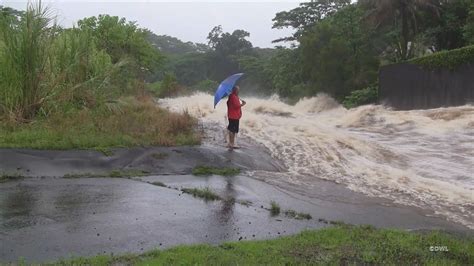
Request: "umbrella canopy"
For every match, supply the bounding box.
[214,73,244,108]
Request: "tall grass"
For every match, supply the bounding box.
[0,1,55,120]
[0,2,201,149]
[0,1,118,120]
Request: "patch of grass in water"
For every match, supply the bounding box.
[63,169,150,179]
[192,166,240,176]
[95,147,114,156]
[181,187,221,201]
[150,181,166,187]
[108,169,150,178]
[284,209,312,220]
[54,224,474,265]
[151,152,168,160]
[270,201,280,216]
[0,173,24,183]
[237,200,252,206]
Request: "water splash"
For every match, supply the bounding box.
[160,92,474,229]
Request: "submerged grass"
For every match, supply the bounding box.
[63,169,150,179]
[270,201,280,216]
[150,181,166,187]
[0,173,24,183]
[0,97,201,150]
[151,152,168,160]
[52,225,474,265]
[284,209,312,220]
[181,187,221,201]
[192,166,240,177]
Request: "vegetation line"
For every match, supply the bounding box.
[54,225,474,265]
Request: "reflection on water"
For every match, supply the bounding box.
[217,179,236,223]
[0,184,36,229]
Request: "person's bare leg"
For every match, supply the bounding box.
[228,132,235,149]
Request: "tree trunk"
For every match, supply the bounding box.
[400,4,409,60]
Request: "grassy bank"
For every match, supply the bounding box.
[0,4,200,150]
[54,225,473,265]
[0,96,200,150]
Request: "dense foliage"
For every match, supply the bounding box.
[2,0,473,117]
[0,2,199,149]
[158,0,472,107]
[409,44,474,70]
[0,3,164,120]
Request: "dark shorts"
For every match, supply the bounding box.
[227,119,239,133]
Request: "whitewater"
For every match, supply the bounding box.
[160,93,474,229]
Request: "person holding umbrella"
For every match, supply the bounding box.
[226,85,246,150]
[213,73,246,150]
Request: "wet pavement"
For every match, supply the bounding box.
[0,146,472,263]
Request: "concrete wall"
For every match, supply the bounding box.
[379,63,474,110]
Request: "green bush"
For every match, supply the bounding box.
[0,3,164,121]
[147,72,181,98]
[408,45,474,70]
[342,86,378,109]
[193,79,219,93]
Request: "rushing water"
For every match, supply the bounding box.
[160,93,474,229]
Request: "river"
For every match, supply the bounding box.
[160,92,474,229]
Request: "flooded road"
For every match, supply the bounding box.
[1,173,468,263]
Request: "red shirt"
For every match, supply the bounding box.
[227,92,242,120]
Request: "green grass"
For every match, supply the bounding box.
[63,169,150,179]
[270,201,280,216]
[181,187,221,201]
[52,225,474,265]
[284,209,312,220]
[150,181,166,187]
[192,166,240,177]
[0,97,201,150]
[0,173,24,183]
[237,200,252,206]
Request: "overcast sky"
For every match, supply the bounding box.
[2,0,302,48]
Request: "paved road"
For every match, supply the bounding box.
[0,146,471,263]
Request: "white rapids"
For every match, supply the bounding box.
[160,92,474,229]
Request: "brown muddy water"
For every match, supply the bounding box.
[160,93,474,229]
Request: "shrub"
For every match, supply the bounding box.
[147,72,186,98]
[408,45,474,70]
[342,86,378,109]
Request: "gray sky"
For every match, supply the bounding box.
[2,0,302,48]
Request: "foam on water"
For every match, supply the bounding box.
[160,92,474,229]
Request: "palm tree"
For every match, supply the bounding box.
[361,0,440,60]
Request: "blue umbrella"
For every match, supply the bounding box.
[214,73,244,108]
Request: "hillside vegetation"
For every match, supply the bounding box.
[0,2,199,149]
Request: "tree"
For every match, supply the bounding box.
[146,32,209,54]
[207,25,253,56]
[300,5,379,100]
[267,48,306,97]
[423,0,472,51]
[169,53,210,85]
[271,0,350,43]
[361,0,440,60]
[206,25,253,81]
[78,15,163,73]
[464,2,474,44]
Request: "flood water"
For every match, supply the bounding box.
[160,93,474,229]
